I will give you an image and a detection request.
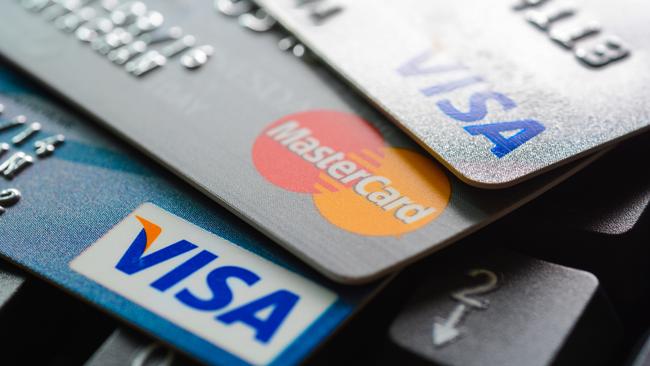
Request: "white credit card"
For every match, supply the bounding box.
[254,0,650,187]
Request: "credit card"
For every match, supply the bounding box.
[0,65,387,366]
[254,0,650,187]
[0,0,599,283]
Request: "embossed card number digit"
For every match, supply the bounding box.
[513,0,630,68]
[0,188,21,215]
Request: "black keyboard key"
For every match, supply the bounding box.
[305,272,413,365]
[489,133,650,337]
[0,280,114,365]
[627,331,650,366]
[0,262,25,308]
[386,248,621,366]
[85,327,198,366]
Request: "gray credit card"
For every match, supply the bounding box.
[254,0,650,188]
[0,0,600,283]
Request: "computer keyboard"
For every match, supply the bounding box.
[0,1,648,365]
[388,249,621,366]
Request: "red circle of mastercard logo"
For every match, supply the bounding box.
[252,110,451,237]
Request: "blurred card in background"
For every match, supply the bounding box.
[256,0,650,187]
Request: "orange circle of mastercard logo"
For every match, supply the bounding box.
[252,110,451,237]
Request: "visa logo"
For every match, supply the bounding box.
[116,215,300,344]
[71,203,337,365]
[398,50,546,158]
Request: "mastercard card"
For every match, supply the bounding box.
[0,0,599,284]
[0,66,389,366]
[255,0,650,187]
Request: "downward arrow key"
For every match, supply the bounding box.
[387,248,620,366]
[432,304,467,347]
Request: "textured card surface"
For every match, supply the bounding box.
[0,66,384,366]
[255,0,650,187]
[0,1,600,282]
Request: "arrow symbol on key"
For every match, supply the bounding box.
[432,303,467,347]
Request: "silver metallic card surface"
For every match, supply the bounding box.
[255,0,650,187]
[0,0,600,283]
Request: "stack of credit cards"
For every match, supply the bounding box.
[0,65,388,365]
[0,0,609,283]
[0,0,647,365]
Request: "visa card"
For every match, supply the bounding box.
[254,0,650,187]
[0,65,387,366]
[0,0,601,283]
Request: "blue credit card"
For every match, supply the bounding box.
[0,64,386,366]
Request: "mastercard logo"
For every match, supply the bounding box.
[252,110,451,237]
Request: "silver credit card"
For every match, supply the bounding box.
[254,0,650,187]
[0,0,601,283]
